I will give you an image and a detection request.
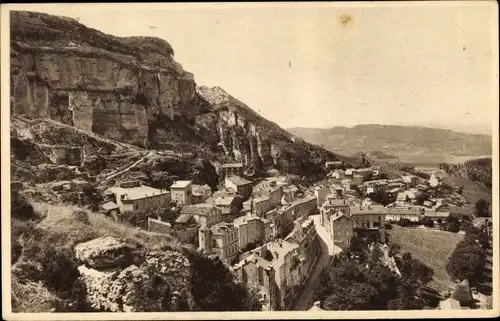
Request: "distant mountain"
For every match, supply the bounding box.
[287,124,492,164]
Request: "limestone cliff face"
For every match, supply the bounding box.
[11,11,196,148]
[11,10,345,181]
[195,86,339,181]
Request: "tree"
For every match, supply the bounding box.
[11,190,40,221]
[446,238,486,285]
[465,226,489,250]
[188,251,261,311]
[445,216,460,233]
[81,183,103,211]
[475,199,490,217]
[421,218,434,228]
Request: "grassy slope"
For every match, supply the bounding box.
[441,176,492,206]
[31,201,185,251]
[387,225,464,293]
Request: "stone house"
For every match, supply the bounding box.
[225,176,253,200]
[179,203,222,227]
[109,181,171,214]
[199,222,239,262]
[385,206,423,222]
[99,201,120,220]
[191,184,212,204]
[323,210,354,249]
[233,253,279,311]
[349,205,386,242]
[170,180,193,206]
[233,213,273,250]
[219,162,244,181]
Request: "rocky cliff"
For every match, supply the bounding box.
[10,10,346,180]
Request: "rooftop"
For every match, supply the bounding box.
[109,184,170,201]
[215,196,237,206]
[350,205,387,216]
[100,201,119,211]
[225,175,252,186]
[171,180,193,189]
[210,222,237,235]
[175,213,194,224]
[180,204,215,216]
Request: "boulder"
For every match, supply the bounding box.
[74,236,133,269]
[76,247,195,312]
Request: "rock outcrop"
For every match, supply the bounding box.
[75,237,194,312]
[11,10,347,182]
[11,11,196,148]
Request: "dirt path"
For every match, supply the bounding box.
[101,151,153,184]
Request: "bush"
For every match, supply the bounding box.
[11,190,40,221]
[73,210,90,225]
[421,218,434,228]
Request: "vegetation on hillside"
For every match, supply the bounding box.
[11,194,261,312]
[387,226,463,292]
[446,226,490,286]
[440,158,492,189]
[315,236,434,310]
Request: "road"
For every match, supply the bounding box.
[101,151,153,184]
[291,214,342,310]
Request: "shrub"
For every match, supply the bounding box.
[11,190,40,221]
[422,218,434,228]
[73,210,90,225]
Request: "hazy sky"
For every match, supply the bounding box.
[10,2,498,134]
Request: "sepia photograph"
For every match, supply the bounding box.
[1,1,498,320]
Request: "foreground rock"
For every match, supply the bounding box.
[75,236,195,312]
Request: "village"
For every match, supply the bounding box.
[94,159,489,311]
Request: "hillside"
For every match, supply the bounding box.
[287,124,492,164]
[10,10,346,182]
[387,226,464,293]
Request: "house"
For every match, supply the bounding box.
[191,184,212,204]
[180,203,222,227]
[170,180,193,206]
[323,210,354,249]
[253,181,283,210]
[396,190,417,206]
[233,213,273,250]
[320,195,350,224]
[351,174,364,187]
[284,216,319,282]
[244,196,272,217]
[341,179,352,191]
[403,174,419,188]
[325,161,343,170]
[109,181,171,213]
[246,240,301,310]
[199,222,239,262]
[385,206,423,222]
[345,168,354,178]
[99,201,120,220]
[225,176,252,199]
[424,210,450,221]
[233,253,279,311]
[220,163,244,181]
[349,205,386,242]
[314,185,330,207]
[289,196,317,217]
[214,195,239,215]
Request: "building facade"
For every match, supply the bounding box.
[199,222,239,262]
[109,181,171,213]
[349,205,386,242]
[225,176,253,199]
[170,180,193,206]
